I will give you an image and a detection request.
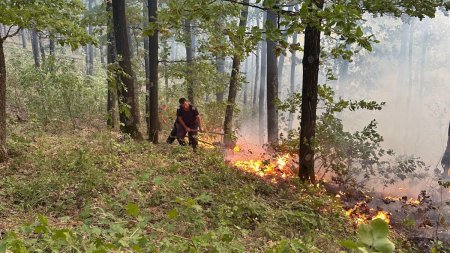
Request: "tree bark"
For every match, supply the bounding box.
[112,0,142,139]
[223,0,249,147]
[288,31,298,131]
[143,0,150,131]
[0,41,7,162]
[253,39,260,106]
[298,0,324,183]
[39,34,46,63]
[184,19,195,105]
[86,0,94,75]
[216,56,225,102]
[31,30,40,67]
[259,13,267,144]
[106,0,118,129]
[243,58,249,105]
[49,37,55,55]
[266,7,279,145]
[21,30,27,49]
[147,0,159,144]
[442,121,450,178]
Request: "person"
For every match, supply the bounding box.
[166,98,203,151]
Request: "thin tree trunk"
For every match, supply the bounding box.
[100,45,105,64]
[243,58,249,105]
[21,30,27,49]
[223,0,249,147]
[298,0,324,183]
[31,30,40,67]
[441,121,450,178]
[49,37,55,55]
[267,6,279,145]
[112,0,142,139]
[143,0,151,131]
[253,44,260,106]
[87,0,94,75]
[216,56,225,102]
[184,19,195,105]
[38,34,45,63]
[288,31,298,131]
[259,13,267,145]
[106,0,118,129]
[0,41,7,162]
[148,0,159,143]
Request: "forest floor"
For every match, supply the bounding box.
[0,123,443,252]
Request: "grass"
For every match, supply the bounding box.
[1,124,357,252]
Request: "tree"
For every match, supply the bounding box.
[259,12,267,144]
[298,0,324,183]
[147,0,159,143]
[86,0,95,75]
[112,0,142,139]
[442,121,450,178]
[223,0,250,147]
[184,19,195,105]
[0,0,92,162]
[287,31,298,131]
[266,6,279,145]
[31,30,40,67]
[106,0,118,129]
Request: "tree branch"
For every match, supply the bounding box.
[2,26,22,41]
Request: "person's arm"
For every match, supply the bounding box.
[196,115,203,132]
[178,116,190,132]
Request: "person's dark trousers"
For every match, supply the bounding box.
[166,122,177,144]
[176,122,198,150]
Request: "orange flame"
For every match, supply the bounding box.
[233,145,241,152]
[232,154,292,182]
[372,211,390,224]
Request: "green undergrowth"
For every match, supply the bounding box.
[1,126,359,252]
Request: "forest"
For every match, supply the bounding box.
[0,0,449,252]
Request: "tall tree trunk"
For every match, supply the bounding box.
[31,30,40,67]
[259,13,267,144]
[184,19,195,105]
[223,0,249,147]
[298,0,324,183]
[21,30,27,49]
[441,121,450,178]
[100,45,105,64]
[86,0,94,75]
[0,41,7,162]
[38,34,45,63]
[106,0,118,129]
[216,56,225,102]
[243,58,249,105]
[143,0,151,131]
[148,0,159,143]
[288,31,298,131]
[267,6,279,145]
[112,0,142,139]
[49,37,55,55]
[253,43,260,106]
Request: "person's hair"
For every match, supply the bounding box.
[179,98,187,105]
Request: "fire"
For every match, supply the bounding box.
[233,145,241,152]
[232,154,293,182]
[372,211,390,224]
[345,202,390,225]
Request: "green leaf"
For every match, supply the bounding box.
[370,218,389,239]
[357,224,373,246]
[340,240,359,249]
[125,203,140,217]
[373,237,395,253]
[167,209,179,219]
[356,26,363,37]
